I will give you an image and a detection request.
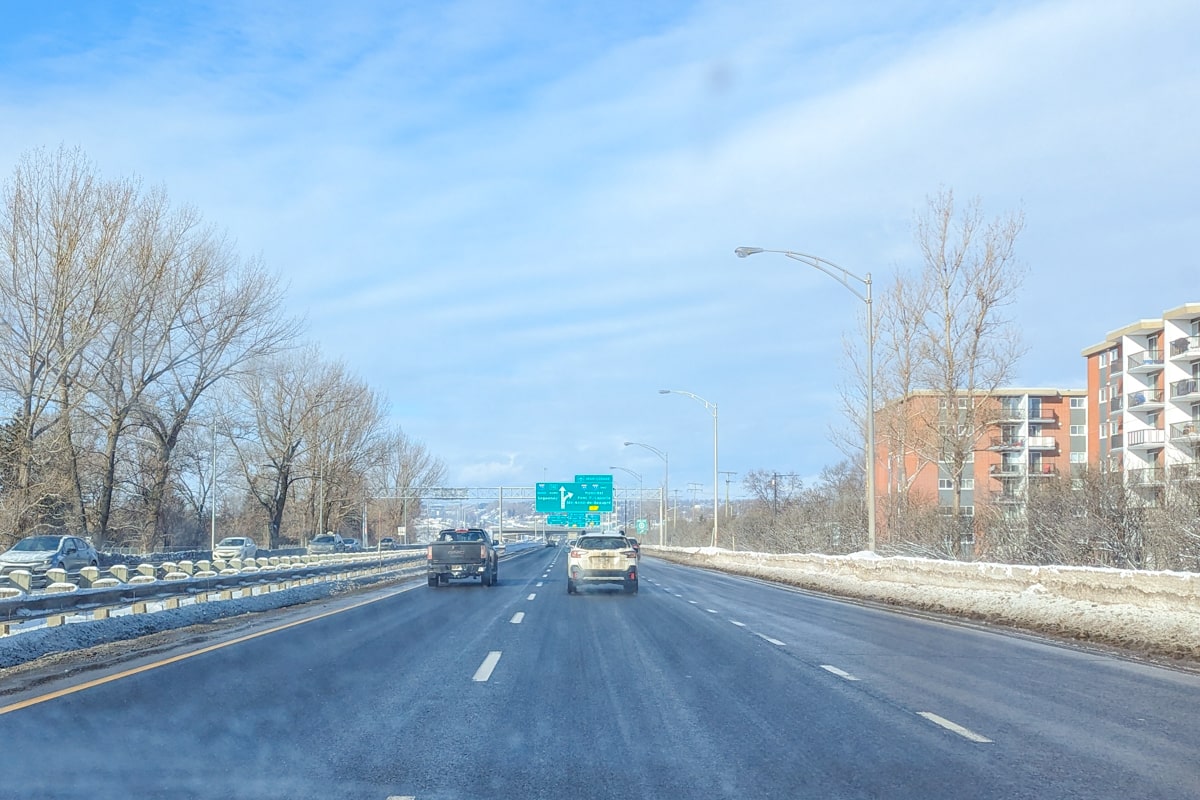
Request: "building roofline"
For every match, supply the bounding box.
[1081,304,1200,356]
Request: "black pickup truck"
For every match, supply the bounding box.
[427,528,499,587]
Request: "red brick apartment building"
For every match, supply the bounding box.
[1081,304,1200,507]
[875,388,1087,542]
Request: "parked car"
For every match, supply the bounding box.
[306,533,346,555]
[379,537,397,550]
[0,535,100,586]
[341,537,361,552]
[567,533,638,594]
[212,536,258,561]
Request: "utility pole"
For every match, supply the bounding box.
[719,471,736,518]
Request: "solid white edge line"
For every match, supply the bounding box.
[510,612,525,624]
[755,633,786,646]
[473,651,502,682]
[917,712,993,743]
[820,665,860,681]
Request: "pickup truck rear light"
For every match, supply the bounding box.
[426,546,433,560]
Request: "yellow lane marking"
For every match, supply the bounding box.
[0,585,416,717]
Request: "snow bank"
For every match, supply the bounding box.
[648,547,1200,663]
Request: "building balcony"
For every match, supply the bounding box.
[1127,350,1164,374]
[989,464,1025,479]
[1026,436,1057,450]
[1027,408,1058,425]
[990,490,1024,504]
[1169,378,1200,402]
[988,436,1024,451]
[1127,389,1164,410]
[1170,421,1200,444]
[1127,466,1166,486]
[996,407,1025,423]
[1028,463,1059,477]
[1126,428,1168,449]
[1168,461,1200,482]
[1169,335,1200,361]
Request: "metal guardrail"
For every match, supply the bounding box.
[0,551,425,634]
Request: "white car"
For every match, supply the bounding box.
[212,536,258,560]
[567,533,638,594]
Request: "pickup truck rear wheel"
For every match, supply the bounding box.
[428,575,438,587]
[482,568,492,587]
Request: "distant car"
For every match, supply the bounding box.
[494,538,506,555]
[0,535,99,586]
[212,536,258,560]
[625,536,641,559]
[567,533,638,595]
[341,537,361,552]
[379,537,397,550]
[307,533,345,555]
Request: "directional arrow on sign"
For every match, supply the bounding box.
[558,485,574,510]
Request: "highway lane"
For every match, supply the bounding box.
[0,548,1195,798]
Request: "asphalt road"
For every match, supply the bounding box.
[0,546,1196,799]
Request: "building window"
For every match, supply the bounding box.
[958,398,969,409]
[1070,452,1086,463]
[938,479,953,490]
[1071,397,1085,409]
[939,398,948,409]
[1099,387,1108,403]
[1099,351,1108,367]
[961,478,974,490]
[1071,424,1085,436]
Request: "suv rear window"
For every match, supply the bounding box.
[576,537,628,550]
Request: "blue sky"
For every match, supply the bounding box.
[1,0,1197,498]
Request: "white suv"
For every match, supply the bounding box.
[567,533,638,594]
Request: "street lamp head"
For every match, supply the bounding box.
[734,246,764,258]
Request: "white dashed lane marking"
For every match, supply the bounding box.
[730,621,747,627]
[821,665,860,681]
[527,593,537,601]
[510,612,525,624]
[918,712,993,743]
[472,651,502,682]
[755,633,787,647]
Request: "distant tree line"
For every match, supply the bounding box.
[0,146,444,552]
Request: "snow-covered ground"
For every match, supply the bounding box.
[649,546,1200,666]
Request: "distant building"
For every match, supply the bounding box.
[876,388,1087,540]
[1081,303,1200,507]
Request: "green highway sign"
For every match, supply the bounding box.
[536,480,614,513]
[547,513,601,527]
[574,474,613,484]
[636,519,648,535]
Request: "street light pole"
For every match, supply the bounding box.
[624,441,668,545]
[735,246,876,553]
[609,466,642,532]
[659,389,719,548]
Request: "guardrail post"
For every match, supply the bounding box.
[136,564,157,579]
[177,560,194,576]
[110,564,129,582]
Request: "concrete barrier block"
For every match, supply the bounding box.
[78,566,101,588]
[46,567,69,584]
[94,608,110,620]
[131,602,147,614]
[163,571,189,581]
[0,586,25,599]
[109,564,129,582]
[194,570,217,578]
[128,575,157,585]
[165,597,180,609]
[47,615,66,627]
[7,570,32,591]
[212,559,228,572]
[91,577,122,589]
[136,563,157,579]
[196,560,212,572]
[177,560,194,575]
[45,582,79,593]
